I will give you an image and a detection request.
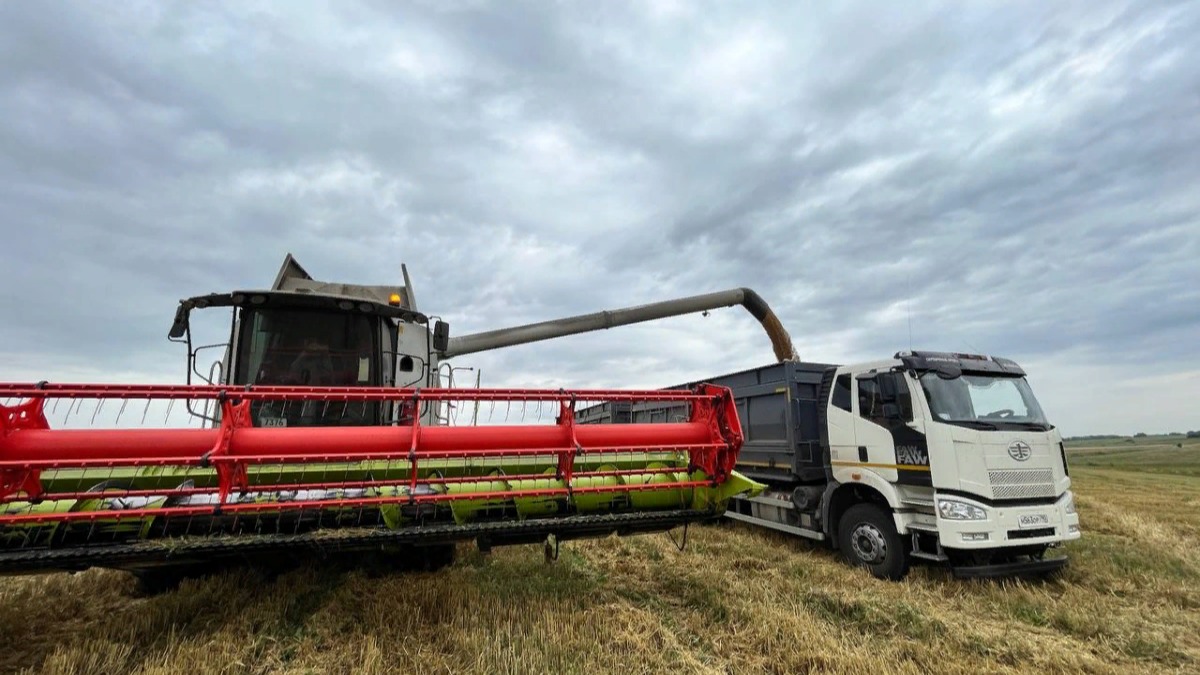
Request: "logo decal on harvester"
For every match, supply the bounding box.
[1008,441,1032,462]
[895,444,929,466]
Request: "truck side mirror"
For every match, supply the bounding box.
[878,374,897,401]
[432,321,450,352]
[882,402,901,418]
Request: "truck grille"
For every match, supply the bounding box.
[988,469,1055,499]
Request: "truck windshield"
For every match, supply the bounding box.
[234,308,380,426]
[918,373,1050,430]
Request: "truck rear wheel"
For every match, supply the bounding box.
[838,503,909,580]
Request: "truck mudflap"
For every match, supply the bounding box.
[950,555,1068,579]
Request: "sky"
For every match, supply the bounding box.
[0,1,1197,436]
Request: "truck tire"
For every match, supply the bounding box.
[838,503,910,580]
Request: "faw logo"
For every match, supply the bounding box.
[1008,441,1032,462]
[896,445,929,466]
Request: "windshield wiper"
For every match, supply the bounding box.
[948,420,998,430]
[1003,421,1052,431]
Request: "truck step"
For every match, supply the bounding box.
[724,510,825,541]
[908,527,949,562]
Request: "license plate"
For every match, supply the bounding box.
[259,416,287,428]
[1018,513,1049,529]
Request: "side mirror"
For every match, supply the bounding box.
[878,374,898,401]
[168,304,190,339]
[882,403,901,418]
[432,321,450,353]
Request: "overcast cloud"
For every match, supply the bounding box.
[1,1,1197,435]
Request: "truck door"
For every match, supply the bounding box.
[825,372,859,468]
[853,373,931,487]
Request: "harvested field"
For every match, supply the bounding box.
[1,441,1197,674]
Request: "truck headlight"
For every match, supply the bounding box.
[1064,494,1076,515]
[937,498,987,521]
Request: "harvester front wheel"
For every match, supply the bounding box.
[131,567,192,595]
[838,503,909,580]
[418,543,456,571]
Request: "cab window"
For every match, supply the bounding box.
[858,377,883,422]
[857,373,913,426]
[831,374,852,412]
[234,308,381,426]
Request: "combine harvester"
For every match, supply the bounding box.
[0,256,785,587]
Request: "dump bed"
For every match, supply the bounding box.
[578,361,836,486]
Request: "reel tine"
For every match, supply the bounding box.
[90,398,104,426]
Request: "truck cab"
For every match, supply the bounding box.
[824,351,1080,577]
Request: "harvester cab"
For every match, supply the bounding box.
[0,255,780,582]
[169,254,449,428]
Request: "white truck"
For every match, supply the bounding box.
[581,352,1081,579]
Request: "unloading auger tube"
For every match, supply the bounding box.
[441,288,799,363]
[0,383,760,575]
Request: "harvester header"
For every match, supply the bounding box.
[0,383,753,575]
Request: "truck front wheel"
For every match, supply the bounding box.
[838,503,910,580]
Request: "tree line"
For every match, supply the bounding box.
[1065,432,1200,440]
